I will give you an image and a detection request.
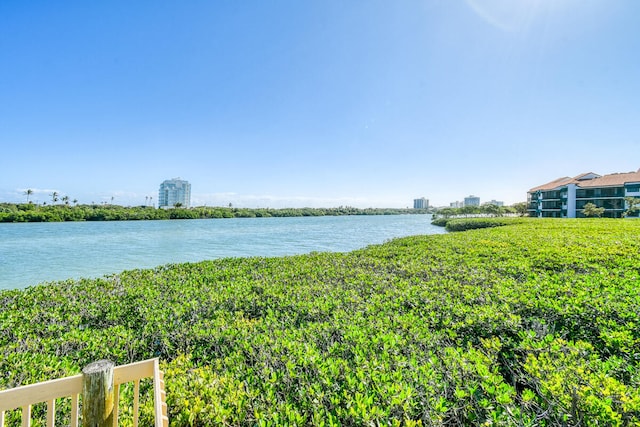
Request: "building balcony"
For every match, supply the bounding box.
[576,196,625,200]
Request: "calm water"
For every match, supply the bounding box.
[0,214,444,290]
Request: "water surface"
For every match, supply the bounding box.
[0,215,444,290]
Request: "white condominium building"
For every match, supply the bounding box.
[464,195,480,207]
[158,178,191,208]
[528,169,640,218]
[413,197,429,209]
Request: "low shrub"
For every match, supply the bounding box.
[444,218,510,232]
[430,217,449,227]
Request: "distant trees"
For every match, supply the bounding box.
[623,197,640,217]
[45,192,75,206]
[459,205,481,216]
[483,203,503,217]
[434,203,519,219]
[24,189,33,203]
[512,202,528,217]
[582,202,605,218]
[0,204,428,223]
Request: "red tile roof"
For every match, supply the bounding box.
[574,172,601,181]
[529,169,640,192]
[578,170,640,187]
[529,177,574,192]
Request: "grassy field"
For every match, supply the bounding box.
[1,218,639,425]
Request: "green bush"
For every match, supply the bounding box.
[430,217,449,227]
[444,218,510,232]
[0,203,431,223]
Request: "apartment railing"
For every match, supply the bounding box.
[0,358,168,427]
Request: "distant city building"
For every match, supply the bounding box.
[158,178,191,208]
[484,200,504,207]
[528,169,640,218]
[450,201,464,208]
[464,195,480,207]
[413,197,429,209]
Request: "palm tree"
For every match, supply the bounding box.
[51,192,59,204]
[24,189,33,203]
[73,199,78,206]
[62,195,70,205]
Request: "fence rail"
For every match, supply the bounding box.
[0,358,168,427]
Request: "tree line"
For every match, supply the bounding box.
[0,203,431,223]
[433,202,528,218]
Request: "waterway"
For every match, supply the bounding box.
[0,214,444,290]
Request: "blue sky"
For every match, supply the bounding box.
[1,0,638,208]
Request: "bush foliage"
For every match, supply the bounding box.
[0,203,427,223]
[443,218,514,232]
[1,219,639,425]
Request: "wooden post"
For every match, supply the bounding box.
[82,360,115,427]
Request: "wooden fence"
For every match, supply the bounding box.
[0,358,168,427]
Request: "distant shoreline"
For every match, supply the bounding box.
[0,203,431,223]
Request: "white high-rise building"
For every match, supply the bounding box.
[158,178,191,208]
[413,197,429,209]
[464,195,480,207]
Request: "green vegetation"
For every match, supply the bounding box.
[624,197,640,218]
[431,217,528,232]
[430,205,527,231]
[442,217,519,232]
[582,202,606,218]
[1,219,640,425]
[0,203,428,223]
[432,203,525,220]
[429,217,449,227]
